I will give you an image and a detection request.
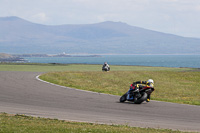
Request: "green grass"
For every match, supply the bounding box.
[0,63,195,72]
[40,70,200,106]
[0,113,194,133]
[0,63,98,72]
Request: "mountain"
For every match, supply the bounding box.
[0,16,200,54]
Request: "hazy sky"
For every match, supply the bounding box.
[1,0,200,38]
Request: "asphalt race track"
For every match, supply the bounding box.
[0,71,200,132]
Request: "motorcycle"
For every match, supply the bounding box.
[102,65,110,71]
[119,83,154,104]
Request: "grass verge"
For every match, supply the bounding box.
[0,113,194,133]
[40,70,200,106]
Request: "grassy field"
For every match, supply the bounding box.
[0,63,97,72]
[39,68,200,106]
[0,62,195,72]
[0,113,194,133]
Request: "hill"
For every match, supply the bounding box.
[0,53,13,58]
[0,16,200,54]
[0,53,25,62]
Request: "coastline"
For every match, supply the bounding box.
[23,55,200,68]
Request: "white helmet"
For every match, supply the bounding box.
[147,79,154,84]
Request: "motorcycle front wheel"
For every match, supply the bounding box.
[119,93,127,102]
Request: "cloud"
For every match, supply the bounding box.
[30,13,48,23]
[195,5,200,11]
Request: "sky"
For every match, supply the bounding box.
[1,0,200,38]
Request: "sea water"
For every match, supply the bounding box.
[24,55,200,68]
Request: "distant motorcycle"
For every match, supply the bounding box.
[102,63,110,71]
[119,84,154,104]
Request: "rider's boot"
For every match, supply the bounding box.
[146,94,150,102]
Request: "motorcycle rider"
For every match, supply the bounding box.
[102,62,110,71]
[127,79,154,102]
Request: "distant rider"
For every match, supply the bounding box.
[128,79,154,102]
[102,62,110,71]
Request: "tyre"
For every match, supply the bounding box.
[119,93,127,102]
[134,92,147,104]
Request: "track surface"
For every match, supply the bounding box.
[0,71,200,132]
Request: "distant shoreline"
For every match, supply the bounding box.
[1,54,200,68]
[0,57,26,63]
[12,53,101,58]
[0,53,101,63]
